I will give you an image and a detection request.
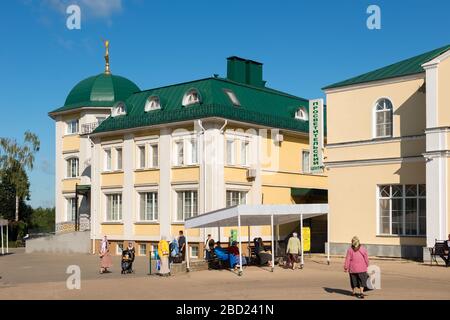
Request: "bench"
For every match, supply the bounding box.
[429,240,449,266]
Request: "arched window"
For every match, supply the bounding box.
[112,102,126,117]
[374,98,393,137]
[67,157,79,178]
[145,96,161,112]
[182,89,201,106]
[295,107,308,120]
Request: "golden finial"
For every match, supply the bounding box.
[103,39,111,74]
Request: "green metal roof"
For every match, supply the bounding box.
[93,77,315,134]
[323,44,450,90]
[49,73,140,114]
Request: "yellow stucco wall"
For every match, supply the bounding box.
[135,170,160,185]
[101,172,124,187]
[101,224,124,235]
[62,135,80,152]
[328,162,426,246]
[171,225,200,237]
[327,138,425,162]
[278,134,309,172]
[326,77,426,144]
[62,178,81,192]
[438,57,450,126]
[262,172,327,189]
[261,186,294,204]
[134,224,160,236]
[224,167,248,183]
[172,167,199,182]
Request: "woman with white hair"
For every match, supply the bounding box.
[286,232,301,269]
[99,235,112,274]
[344,236,370,299]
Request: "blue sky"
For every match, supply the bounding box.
[0,0,449,208]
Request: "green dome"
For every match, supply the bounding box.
[63,73,140,109]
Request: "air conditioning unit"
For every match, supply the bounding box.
[246,168,257,179]
[275,133,284,142]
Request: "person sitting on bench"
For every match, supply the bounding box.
[254,237,272,267]
[214,242,237,269]
[444,234,450,266]
[227,241,247,266]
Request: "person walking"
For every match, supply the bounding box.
[158,236,170,276]
[286,232,301,269]
[344,236,370,299]
[204,234,213,261]
[99,235,112,274]
[178,230,186,261]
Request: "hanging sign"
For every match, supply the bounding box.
[309,99,324,173]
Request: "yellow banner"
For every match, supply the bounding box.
[302,227,311,252]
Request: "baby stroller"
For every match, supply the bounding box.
[121,248,135,274]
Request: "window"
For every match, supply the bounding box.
[66,157,79,178]
[67,120,79,134]
[112,102,126,117]
[116,243,123,255]
[182,89,201,106]
[189,139,198,164]
[106,194,122,221]
[190,246,199,258]
[240,141,249,166]
[139,192,158,221]
[150,144,159,168]
[224,89,240,106]
[295,108,308,120]
[116,148,122,170]
[104,149,112,171]
[176,191,198,221]
[175,141,184,166]
[226,140,235,165]
[226,191,247,207]
[67,197,77,221]
[302,150,310,173]
[138,145,146,169]
[145,96,161,111]
[374,98,393,138]
[139,244,147,256]
[378,184,426,236]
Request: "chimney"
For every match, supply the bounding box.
[226,56,265,88]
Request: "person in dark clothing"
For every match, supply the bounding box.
[254,237,272,266]
[204,234,214,261]
[178,230,186,261]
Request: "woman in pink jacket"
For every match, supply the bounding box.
[344,236,369,299]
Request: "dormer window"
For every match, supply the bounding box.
[145,96,161,112]
[224,89,240,106]
[182,89,201,106]
[112,102,126,117]
[295,107,308,120]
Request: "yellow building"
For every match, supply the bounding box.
[49,52,327,257]
[323,44,450,260]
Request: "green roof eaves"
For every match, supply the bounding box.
[92,104,310,134]
[49,101,116,114]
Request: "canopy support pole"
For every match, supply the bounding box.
[1,225,4,255]
[300,214,304,268]
[271,214,274,272]
[6,223,8,254]
[327,213,330,265]
[238,212,243,276]
[247,226,251,258]
[185,232,190,271]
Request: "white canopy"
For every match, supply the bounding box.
[184,204,329,275]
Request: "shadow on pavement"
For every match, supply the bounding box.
[323,287,354,296]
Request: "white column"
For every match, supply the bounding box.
[6,224,8,254]
[270,214,274,272]
[327,213,330,265]
[55,117,64,229]
[1,225,4,255]
[238,213,243,275]
[159,128,172,239]
[300,214,304,267]
[91,137,102,253]
[122,134,135,241]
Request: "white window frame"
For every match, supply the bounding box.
[66,119,79,135]
[112,102,126,117]
[66,157,79,178]
[105,193,123,222]
[377,184,426,236]
[240,140,250,166]
[145,96,161,112]
[189,245,199,259]
[175,190,198,222]
[295,108,308,120]
[302,150,310,173]
[137,144,146,169]
[373,97,394,138]
[116,243,123,255]
[116,147,123,171]
[182,89,201,106]
[226,190,247,208]
[226,139,235,165]
[104,148,112,172]
[149,143,159,168]
[138,243,147,256]
[138,191,159,222]
[66,197,77,222]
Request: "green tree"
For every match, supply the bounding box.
[0,131,40,221]
[30,207,55,233]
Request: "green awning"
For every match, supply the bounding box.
[291,188,328,197]
[76,184,91,195]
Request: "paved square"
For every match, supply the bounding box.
[0,249,449,300]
